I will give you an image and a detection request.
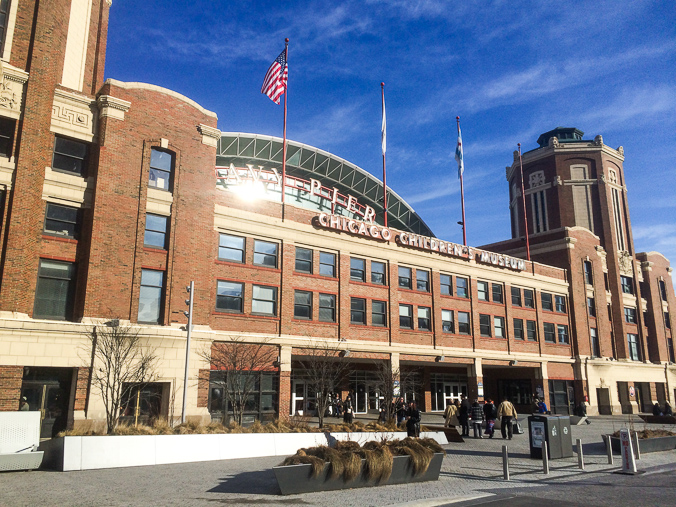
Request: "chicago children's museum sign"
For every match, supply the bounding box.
[315,213,527,272]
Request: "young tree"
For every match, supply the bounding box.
[372,360,422,421]
[199,337,278,426]
[87,321,159,434]
[295,341,350,428]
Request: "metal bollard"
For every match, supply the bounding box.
[576,438,584,470]
[632,431,641,460]
[542,441,549,474]
[603,434,613,465]
[502,445,510,481]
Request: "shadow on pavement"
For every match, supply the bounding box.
[208,469,281,496]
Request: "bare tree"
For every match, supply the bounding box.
[199,337,278,426]
[87,321,159,434]
[372,361,422,421]
[295,341,350,428]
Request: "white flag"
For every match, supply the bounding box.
[455,125,464,178]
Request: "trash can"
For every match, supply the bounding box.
[528,415,563,459]
[553,414,574,458]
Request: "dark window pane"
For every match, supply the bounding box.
[33,260,76,320]
[53,137,88,175]
[319,252,336,277]
[138,269,164,323]
[44,203,79,238]
[295,247,313,273]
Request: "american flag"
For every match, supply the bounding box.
[261,49,288,104]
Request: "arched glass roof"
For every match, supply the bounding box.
[216,133,434,237]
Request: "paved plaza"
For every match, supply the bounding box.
[1,416,675,506]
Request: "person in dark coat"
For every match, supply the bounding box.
[664,402,673,416]
[396,397,407,425]
[406,401,421,437]
[343,394,354,424]
[459,395,471,436]
[470,399,485,439]
[483,399,496,438]
[653,402,663,416]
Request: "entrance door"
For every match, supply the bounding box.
[434,382,467,411]
[596,388,612,415]
[291,380,316,416]
[367,383,383,413]
[21,381,67,439]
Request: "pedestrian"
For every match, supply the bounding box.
[470,399,484,439]
[537,399,548,414]
[406,401,421,438]
[459,395,471,436]
[664,402,673,416]
[396,397,407,425]
[483,398,496,438]
[653,402,663,416]
[497,397,517,440]
[343,394,354,424]
[19,396,30,411]
[443,401,459,429]
[378,406,388,424]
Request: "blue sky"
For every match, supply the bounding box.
[105,0,676,282]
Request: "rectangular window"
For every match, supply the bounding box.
[624,307,637,324]
[52,136,88,176]
[219,234,245,263]
[371,261,386,284]
[440,274,452,295]
[399,304,413,329]
[418,307,431,330]
[555,295,566,313]
[494,316,505,338]
[398,266,412,289]
[557,324,569,344]
[0,116,15,157]
[524,289,535,308]
[319,252,336,277]
[252,285,277,316]
[144,214,168,249]
[492,284,503,303]
[456,277,468,298]
[138,269,164,323]
[531,189,548,233]
[351,298,366,325]
[33,259,77,320]
[587,297,596,317]
[44,202,80,239]
[253,240,278,268]
[350,258,366,282]
[583,260,593,285]
[294,290,312,320]
[295,247,312,273]
[477,281,489,301]
[527,320,537,341]
[666,312,671,330]
[542,292,553,311]
[544,322,556,343]
[148,148,173,191]
[319,293,336,322]
[442,310,454,333]
[458,312,470,334]
[590,328,600,358]
[514,318,524,340]
[511,287,522,306]
[621,276,633,295]
[416,270,430,292]
[216,280,243,313]
[660,280,668,301]
[372,300,387,327]
[479,314,491,337]
[627,333,640,361]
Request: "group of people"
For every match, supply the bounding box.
[652,401,673,416]
[444,395,519,439]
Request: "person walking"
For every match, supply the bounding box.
[459,395,471,436]
[483,398,496,438]
[396,397,407,425]
[664,401,673,416]
[497,397,517,440]
[443,400,459,429]
[470,399,484,439]
[343,394,354,424]
[406,401,421,438]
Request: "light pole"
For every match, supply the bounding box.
[181,281,194,424]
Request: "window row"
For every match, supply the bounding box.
[296,247,337,277]
[219,233,279,268]
[543,323,569,344]
[350,258,386,284]
[541,292,567,313]
[216,281,278,316]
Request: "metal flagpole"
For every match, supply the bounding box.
[518,143,531,262]
[281,38,289,220]
[457,117,467,246]
[381,82,388,228]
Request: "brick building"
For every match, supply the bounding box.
[0,2,673,436]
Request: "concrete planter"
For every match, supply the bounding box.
[39,431,447,471]
[274,453,444,495]
[605,434,676,454]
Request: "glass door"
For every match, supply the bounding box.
[292,380,306,415]
[21,381,67,438]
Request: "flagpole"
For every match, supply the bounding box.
[518,143,531,262]
[280,38,289,220]
[381,82,388,228]
[457,116,467,247]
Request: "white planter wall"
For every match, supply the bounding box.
[40,431,448,471]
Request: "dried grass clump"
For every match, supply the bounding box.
[334,440,361,452]
[611,429,676,439]
[360,445,393,482]
[387,437,434,476]
[203,421,228,434]
[113,423,155,435]
[280,449,326,477]
[174,420,201,435]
